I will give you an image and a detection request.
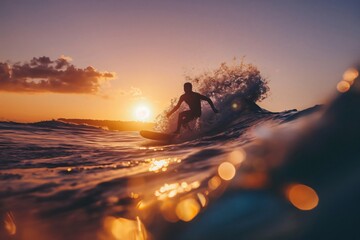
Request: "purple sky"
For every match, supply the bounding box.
[1,0,359,121]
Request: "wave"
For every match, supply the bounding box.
[0,120,100,131]
[154,60,271,136]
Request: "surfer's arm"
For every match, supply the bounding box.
[200,95,219,113]
[166,96,184,117]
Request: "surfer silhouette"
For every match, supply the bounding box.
[167,82,219,134]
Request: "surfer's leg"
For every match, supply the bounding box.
[175,111,192,133]
[181,111,197,130]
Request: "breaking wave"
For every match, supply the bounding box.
[154,60,270,137]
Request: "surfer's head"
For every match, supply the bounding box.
[184,82,193,93]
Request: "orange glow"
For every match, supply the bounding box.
[286,184,319,211]
[237,172,268,189]
[160,201,179,222]
[102,216,147,240]
[134,105,151,121]
[231,99,242,111]
[336,80,351,93]
[343,68,359,84]
[4,211,16,236]
[218,162,236,181]
[228,149,246,165]
[106,196,119,204]
[175,198,201,222]
[197,193,207,207]
[155,181,200,200]
[208,176,222,190]
[130,192,139,199]
[147,157,180,172]
[137,199,155,210]
[148,159,169,172]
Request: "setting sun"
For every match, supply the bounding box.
[134,105,151,121]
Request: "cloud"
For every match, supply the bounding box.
[129,87,143,96]
[114,86,143,98]
[0,56,116,94]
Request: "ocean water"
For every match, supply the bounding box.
[0,108,316,240]
[1,65,360,239]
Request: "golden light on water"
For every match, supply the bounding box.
[337,80,351,93]
[218,162,236,181]
[102,216,147,240]
[4,211,16,236]
[286,184,319,211]
[154,181,200,200]
[343,68,359,84]
[148,159,169,172]
[175,198,201,222]
[147,157,181,172]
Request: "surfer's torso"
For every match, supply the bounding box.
[180,92,202,117]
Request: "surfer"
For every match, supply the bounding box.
[167,82,219,134]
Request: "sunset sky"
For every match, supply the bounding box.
[1,0,359,122]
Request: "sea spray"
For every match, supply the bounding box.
[154,60,270,134]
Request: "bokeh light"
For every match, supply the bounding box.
[102,216,147,240]
[208,176,222,190]
[236,172,268,189]
[160,200,179,222]
[197,193,207,207]
[4,211,16,236]
[175,198,201,222]
[231,99,242,111]
[336,80,351,93]
[228,149,246,165]
[343,67,359,84]
[218,162,236,181]
[148,159,169,172]
[286,184,319,211]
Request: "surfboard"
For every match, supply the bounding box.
[140,130,175,141]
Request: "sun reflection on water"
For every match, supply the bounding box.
[147,157,181,172]
[154,181,201,200]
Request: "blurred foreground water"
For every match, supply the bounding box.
[1,67,360,240]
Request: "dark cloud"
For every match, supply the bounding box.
[0,56,115,94]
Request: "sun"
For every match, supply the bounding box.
[134,105,151,121]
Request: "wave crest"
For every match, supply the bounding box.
[155,60,270,133]
[187,60,269,103]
